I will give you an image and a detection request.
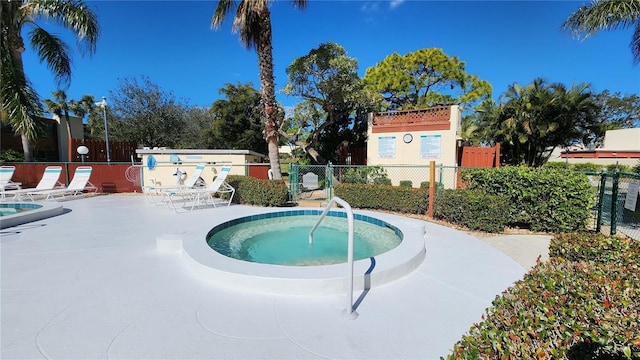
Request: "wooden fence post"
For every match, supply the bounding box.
[428,161,436,218]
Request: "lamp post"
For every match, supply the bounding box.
[95,97,111,163]
[77,145,89,163]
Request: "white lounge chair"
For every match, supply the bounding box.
[28,166,97,200]
[3,166,63,201]
[143,163,207,205]
[0,166,22,199]
[164,165,235,212]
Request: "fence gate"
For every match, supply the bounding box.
[589,171,640,240]
[288,163,332,204]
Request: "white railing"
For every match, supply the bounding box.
[309,196,358,320]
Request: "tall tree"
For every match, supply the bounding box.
[576,90,640,148]
[212,0,307,180]
[562,0,640,64]
[478,78,598,167]
[205,82,267,154]
[179,106,215,149]
[109,77,188,148]
[363,48,492,112]
[44,90,94,161]
[1,0,99,161]
[282,42,378,164]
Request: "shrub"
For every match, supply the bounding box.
[0,149,23,163]
[544,161,570,170]
[549,232,640,266]
[399,180,412,188]
[420,181,430,189]
[461,166,595,232]
[448,259,640,359]
[341,166,391,185]
[573,162,605,172]
[447,232,640,359]
[334,183,428,214]
[225,176,289,207]
[433,189,510,233]
[607,163,632,172]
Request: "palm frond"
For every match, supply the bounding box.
[212,0,236,29]
[26,0,100,55]
[632,22,640,63]
[562,0,640,63]
[1,74,44,140]
[29,27,72,86]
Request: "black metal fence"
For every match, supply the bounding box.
[588,171,640,240]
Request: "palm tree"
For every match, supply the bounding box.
[212,0,307,180]
[1,0,99,161]
[562,0,640,64]
[44,90,95,161]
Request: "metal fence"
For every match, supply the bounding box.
[287,164,468,202]
[587,171,640,240]
[288,165,640,240]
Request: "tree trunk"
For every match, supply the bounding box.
[21,134,33,162]
[6,6,36,162]
[305,146,326,164]
[65,112,73,162]
[278,130,326,164]
[256,8,282,180]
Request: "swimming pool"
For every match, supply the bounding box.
[207,212,402,266]
[181,209,427,295]
[0,203,64,229]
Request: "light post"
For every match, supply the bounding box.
[77,145,89,163]
[95,96,111,163]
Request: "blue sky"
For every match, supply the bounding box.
[23,0,639,112]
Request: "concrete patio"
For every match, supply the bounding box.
[2,195,530,359]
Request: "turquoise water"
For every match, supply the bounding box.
[207,215,402,266]
[0,208,20,216]
[0,203,38,217]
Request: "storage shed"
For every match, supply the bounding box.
[136,149,265,191]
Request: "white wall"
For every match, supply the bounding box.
[603,128,640,150]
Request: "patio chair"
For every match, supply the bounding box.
[164,165,235,212]
[27,166,97,201]
[143,163,207,205]
[3,166,63,201]
[0,166,22,199]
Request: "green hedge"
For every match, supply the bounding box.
[461,167,595,233]
[545,161,634,173]
[433,189,510,233]
[226,176,289,207]
[549,232,640,266]
[334,183,428,214]
[447,233,640,359]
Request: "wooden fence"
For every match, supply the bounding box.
[460,143,501,168]
[70,139,138,163]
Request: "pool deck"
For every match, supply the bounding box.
[2,195,533,359]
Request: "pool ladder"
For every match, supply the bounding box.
[309,196,358,320]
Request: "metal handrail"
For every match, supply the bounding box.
[309,196,358,320]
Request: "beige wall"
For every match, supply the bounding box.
[603,128,640,150]
[136,149,264,191]
[53,114,84,161]
[366,106,461,186]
